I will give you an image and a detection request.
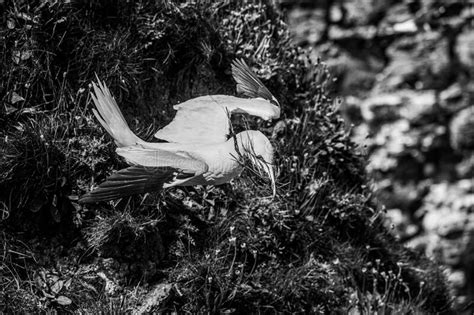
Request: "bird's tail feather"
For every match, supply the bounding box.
[90,78,142,147]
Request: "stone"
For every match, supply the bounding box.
[134,283,173,314]
[447,269,466,289]
[418,181,474,269]
[360,90,436,127]
[360,93,403,123]
[398,90,436,123]
[440,83,463,105]
[456,30,474,67]
[450,106,474,152]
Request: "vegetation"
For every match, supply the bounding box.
[0,1,453,313]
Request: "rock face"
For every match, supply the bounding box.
[417,180,474,303]
[450,106,474,152]
[360,90,437,127]
[286,0,474,311]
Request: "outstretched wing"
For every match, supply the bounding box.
[154,59,280,145]
[154,97,231,144]
[79,147,208,203]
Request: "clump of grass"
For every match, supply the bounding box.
[0,231,39,313]
[84,210,164,273]
[0,116,71,225]
[0,109,116,233]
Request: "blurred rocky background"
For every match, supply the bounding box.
[282,0,473,310]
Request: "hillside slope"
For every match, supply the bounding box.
[0,1,452,313]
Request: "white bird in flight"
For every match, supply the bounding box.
[80,60,280,203]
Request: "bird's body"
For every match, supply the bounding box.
[136,136,244,187]
[80,60,279,203]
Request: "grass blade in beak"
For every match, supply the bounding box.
[265,164,276,198]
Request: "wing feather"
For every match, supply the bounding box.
[231,59,279,106]
[116,146,208,175]
[153,59,280,144]
[154,98,230,144]
[79,166,178,203]
[79,147,208,203]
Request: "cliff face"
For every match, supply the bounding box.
[0,1,452,313]
[287,0,474,311]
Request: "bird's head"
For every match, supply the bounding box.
[235,130,276,198]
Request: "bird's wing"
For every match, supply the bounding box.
[79,166,177,203]
[79,147,208,203]
[154,99,231,144]
[116,146,208,174]
[153,60,280,144]
[231,59,280,107]
[90,78,143,147]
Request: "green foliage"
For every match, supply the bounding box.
[0,0,453,314]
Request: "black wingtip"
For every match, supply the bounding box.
[78,189,130,204]
[78,193,109,204]
[231,59,279,107]
[78,196,93,204]
[78,166,176,204]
